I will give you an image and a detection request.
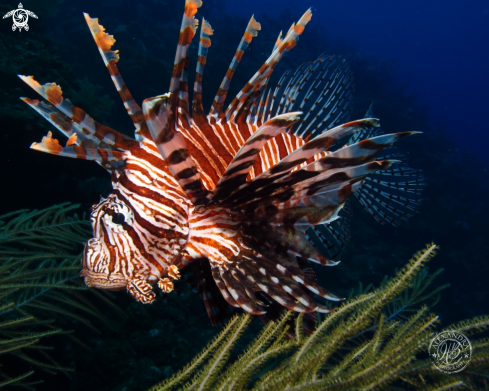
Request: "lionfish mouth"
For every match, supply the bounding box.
[81,238,129,290]
[80,272,127,291]
[80,270,128,291]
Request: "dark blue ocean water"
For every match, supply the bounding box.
[0,0,488,389]
[227,0,489,162]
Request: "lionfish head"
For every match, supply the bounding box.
[81,181,189,297]
[81,194,136,290]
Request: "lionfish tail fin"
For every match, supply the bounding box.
[83,13,150,141]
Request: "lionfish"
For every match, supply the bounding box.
[18,0,423,321]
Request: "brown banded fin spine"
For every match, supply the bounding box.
[142,93,209,204]
[192,17,213,122]
[209,15,261,121]
[84,13,150,141]
[18,75,138,151]
[18,1,424,321]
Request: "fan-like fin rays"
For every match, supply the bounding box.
[213,118,380,206]
[306,200,352,261]
[266,55,354,140]
[352,104,425,226]
[239,160,399,213]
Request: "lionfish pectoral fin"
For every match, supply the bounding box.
[236,159,401,238]
[142,94,209,205]
[306,201,353,261]
[218,118,380,206]
[212,111,302,203]
[352,104,425,226]
[208,239,340,315]
[127,277,156,304]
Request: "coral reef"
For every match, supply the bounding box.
[0,204,126,388]
[150,245,489,391]
[0,1,488,390]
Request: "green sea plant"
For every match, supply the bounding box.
[0,204,126,389]
[150,244,489,391]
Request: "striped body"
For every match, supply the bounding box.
[19,0,423,318]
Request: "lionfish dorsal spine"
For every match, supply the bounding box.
[83,13,150,142]
[142,94,209,204]
[19,77,132,172]
[169,0,202,126]
[223,9,312,123]
[19,76,136,150]
[192,17,213,122]
[17,0,425,323]
[208,15,261,122]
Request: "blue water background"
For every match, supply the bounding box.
[0,0,488,389]
[227,0,489,161]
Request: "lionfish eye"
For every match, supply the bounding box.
[112,213,126,225]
